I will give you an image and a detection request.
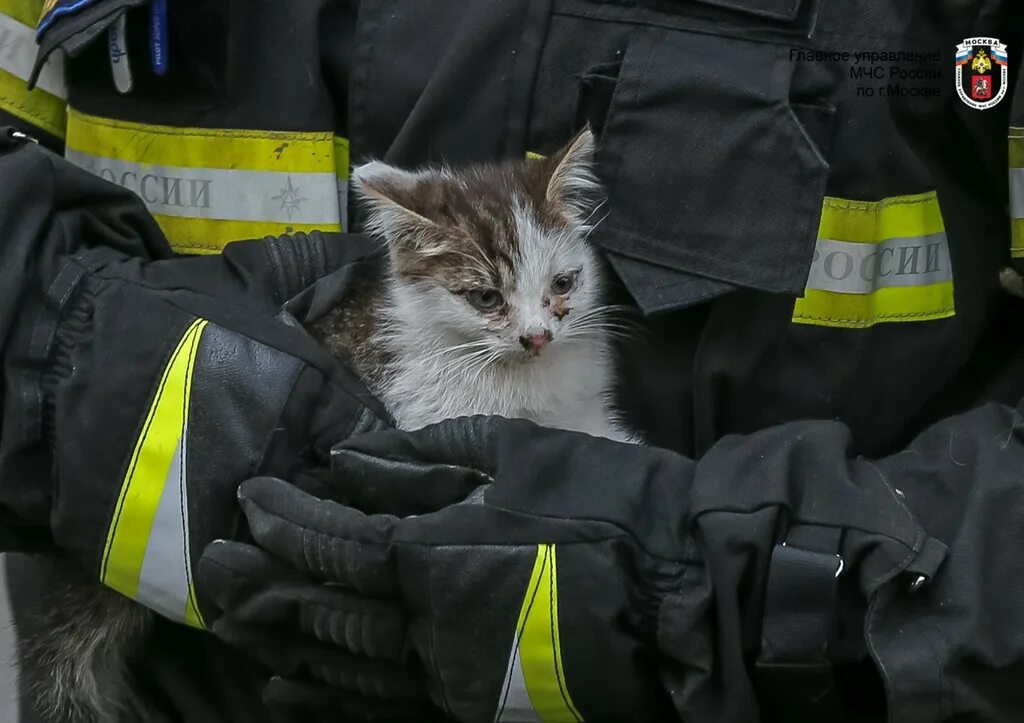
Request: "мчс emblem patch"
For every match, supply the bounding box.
[956,38,1008,110]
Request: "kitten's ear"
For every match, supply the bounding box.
[352,161,445,255]
[544,127,601,221]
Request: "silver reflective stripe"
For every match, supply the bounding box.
[495,647,543,723]
[1010,168,1024,219]
[64,149,342,226]
[805,233,952,295]
[0,11,65,98]
[136,436,194,623]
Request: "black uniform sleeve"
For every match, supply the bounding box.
[0,132,373,551]
[0,130,169,547]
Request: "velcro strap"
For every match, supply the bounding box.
[755,525,843,720]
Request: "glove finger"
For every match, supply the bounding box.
[213,619,427,699]
[200,541,408,660]
[263,676,436,722]
[198,540,306,613]
[329,416,498,515]
[238,476,400,594]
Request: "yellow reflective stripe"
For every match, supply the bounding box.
[495,545,582,723]
[1013,219,1024,259]
[0,66,64,137]
[526,151,545,160]
[152,215,335,255]
[67,108,337,173]
[816,192,945,243]
[793,192,954,329]
[66,109,347,253]
[3,0,42,27]
[101,319,207,628]
[184,585,203,628]
[1009,127,1024,168]
[0,5,66,138]
[793,282,954,328]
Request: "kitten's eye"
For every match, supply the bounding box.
[465,288,504,311]
[551,271,578,295]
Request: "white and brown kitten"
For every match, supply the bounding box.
[312,128,636,442]
[22,129,638,722]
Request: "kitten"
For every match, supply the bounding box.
[311,128,636,441]
[21,128,638,721]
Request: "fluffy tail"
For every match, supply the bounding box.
[999,267,1024,298]
[19,562,153,723]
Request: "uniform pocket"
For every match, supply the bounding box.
[591,24,831,312]
[31,0,229,111]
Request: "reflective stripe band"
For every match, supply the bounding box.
[793,192,955,329]
[65,108,345,253]
[495,545,582,723]
[101,319,208,629]
[65,150,341,224]
[1013,219,1024,259]
[67,108,337,172]
[0,8,66,137]
[1010,128,1024,169]
[1009,128,1024,257]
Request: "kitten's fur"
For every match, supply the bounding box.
[311,129,635,440]
[22,129,637,721]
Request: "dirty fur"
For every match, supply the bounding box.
[19,561,156,722]
[312,128,637,440]
[23,129,638,721]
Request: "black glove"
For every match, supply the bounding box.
[200,414,950,723]
[200,416,693,722]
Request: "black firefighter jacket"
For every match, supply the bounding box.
[2,0,1024,721]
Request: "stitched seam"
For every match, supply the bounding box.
[170,232,339,253]
[548,546,580,721]
[68,109,334,142]
[821,192,938,212]
[179,325,203,622]
[793,308,954,325]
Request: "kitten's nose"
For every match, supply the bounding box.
[519,329,553,352]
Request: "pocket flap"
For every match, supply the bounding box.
[605,252,736,315]
[591,24,830,311]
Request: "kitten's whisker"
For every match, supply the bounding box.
[417,339,495,364]
[578,200,608,238]
[431,346,497,377]
[468,348,506,386]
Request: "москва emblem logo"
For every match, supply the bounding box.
[956,37,1008,110]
